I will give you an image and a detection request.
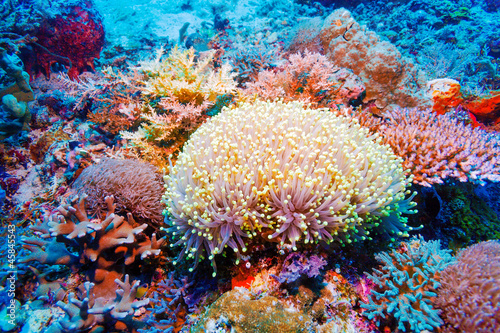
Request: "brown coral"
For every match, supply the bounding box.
[22,195,165,299]
[434,240,500,333]
[319,8,430,111]
[71,158,165,228]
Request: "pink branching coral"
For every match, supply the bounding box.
[71,158,165,228]
[244,50,365,108]
[434,240,500,333]
[357,108,500,186]
[163,100,416,274]
[58,69,144,134]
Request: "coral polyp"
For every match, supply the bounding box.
[163,100,417,272]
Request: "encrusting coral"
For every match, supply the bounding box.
[318,8,431,111]
[434,240,500,333]
[71,158,166,228]
[362,236,455,332]
[163,100,417,274]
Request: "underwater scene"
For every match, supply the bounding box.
[1,0,500,332]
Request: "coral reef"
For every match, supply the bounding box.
[71,158,166,228]
[164,100,417,273]
[1,1,499,332]
[362,237,455,332]
[434,240,500,333]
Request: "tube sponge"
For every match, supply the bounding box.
[163,100,416,272]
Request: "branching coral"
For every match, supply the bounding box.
[244,50,365,108]
[58,68,144,135]
[163,100,417,273]
[356,108,500,186]
[229,44,284,84]
[434,240,500,333]
[140,272,194,333]
[54,275,149,332]
[21,195,165,299]
[120,47,238,168]
[71,158,166,228]
[362,237,455,332]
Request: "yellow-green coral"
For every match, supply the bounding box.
[163,100,417,273]
[120,47,238,169]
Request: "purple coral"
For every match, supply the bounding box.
[434,240,500,333]
[276,252,327,284]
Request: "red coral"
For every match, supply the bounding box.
[464,90,500,126]
[30,1,105,79]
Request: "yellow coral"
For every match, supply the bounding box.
[121,47,239,167]
[138,46,237,103]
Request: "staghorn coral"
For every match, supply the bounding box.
[71,158,165,228]
[120,47,238,168]
[140,271,193,333]
[434,240,500,333]
[163,100,417,274]
[21,194,165,299]
[244,50,365,108]
[362,237,455,332]
[356,108,500,186]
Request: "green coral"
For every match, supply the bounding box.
[439,183,500,244]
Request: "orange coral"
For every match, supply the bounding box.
[464,90,500,125]
[426,78,463,115]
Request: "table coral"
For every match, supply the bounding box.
[356,107,500,186]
